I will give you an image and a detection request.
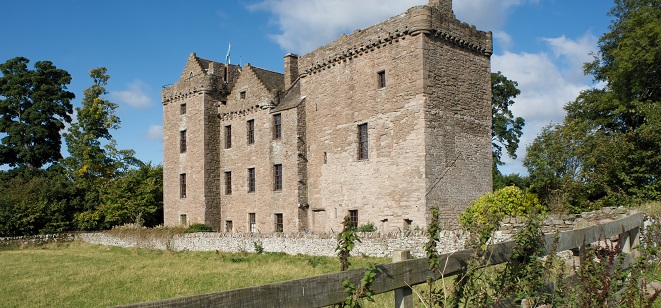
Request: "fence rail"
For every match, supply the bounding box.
[117,212,644,308]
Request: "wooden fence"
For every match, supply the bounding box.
[117,212,644,308]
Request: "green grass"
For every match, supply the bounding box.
[0,241,392,307]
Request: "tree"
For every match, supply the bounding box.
[491,71,525,166]
[526,0,661,207]
[0,57,75,169]
[63,67,139,230]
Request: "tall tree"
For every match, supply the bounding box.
[526,0,660,207]
[64,67,135,179]
[491,71,525,166]
[0,57,75,169]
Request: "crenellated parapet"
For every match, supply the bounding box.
[299,4,492,77]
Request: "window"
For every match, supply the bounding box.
[225,220,233,233]
[348,210,358,230]
[358,123,368,160]
[247,168,256,192]
[404,219,413,231]
[225,125,232,149]
[378,70,386,88]
[180,130,187,153]
[240,91,246,99]
[249,213,257,233]
[247,119,255,144]
[180,214,187,225]
[180,103,186,115]
[179,173,187,198]
[273,164,282,191]
[224,171,232,195]
[273,114,281,140]
[274,214,283,232]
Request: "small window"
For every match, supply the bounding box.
[224,171,232,195]
[249,213,257,233]
[273,114,282,140]
[180,214,187,225]
[225,125,232,149]
[273,164,282,191]
[348,210,358,230]
[240,91,246,99]
[180,103,186,115]
[324,152,327,164]
[225,220,233,233]
[358,123,368,160]
[180,130,187,153]
[247,168,256,193]
[247,119,255,144]
[274,213,283,232]
[404,219,413,231]
[378,70,386,88]
[179,173,187,198]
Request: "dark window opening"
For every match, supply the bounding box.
[179,174,187,198]
[273,114,282,140]
[247,119,255,144]
[358,123,368,160]
[348,210,358,230]
[225,125,232,149]
[224,171,232,195]
[180,214,187,225]
[180,130,187,153]
[247,168,256,193]
[275,213,283,232]
[249,213,257,233]
[378,70,386,88]
[225,220,233,233]
[180,103,186,115]
[273,164,282,191]
[240,91,246,99]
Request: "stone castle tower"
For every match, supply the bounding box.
[162,0,493,232]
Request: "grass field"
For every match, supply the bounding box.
[0,241,392,307]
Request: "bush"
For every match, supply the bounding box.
[186,223,213,233]
[357,222,377,232]
[460,186,544,243]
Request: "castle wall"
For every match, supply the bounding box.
[218,69,302,233]
[300,12,428,233]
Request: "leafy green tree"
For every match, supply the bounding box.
[0,57,75,169]
[491,71,525,166]
[97,163,163,228]
[63,67,139,230]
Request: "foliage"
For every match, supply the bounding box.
[0,57,75,169]
[525,0,661,207]
[186,223,213,233]
[459,186,544,243]
[253,240,265,254]
[493,164,530,191]
[339,263,381,308]
[356,222,377,233]
[491,71,525,167]
[337,214,361,271]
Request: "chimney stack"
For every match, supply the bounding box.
[284,53,299,90]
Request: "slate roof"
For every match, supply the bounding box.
[249,65,284,92]
[272,79,305,112]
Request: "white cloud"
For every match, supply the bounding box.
[110,80,152,109]
[250,0,537,54]
[147,125,163,140]
[493,34,599,175]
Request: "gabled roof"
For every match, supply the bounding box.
[248,65,284,92]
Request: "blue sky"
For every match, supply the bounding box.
[1,0,614,174]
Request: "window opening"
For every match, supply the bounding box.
[348,210,358,230]
[180,130,187,153]
[273,114,282,139]
[247,168,256,192]
[273,164,282,191]
[249,213,257,233]
[224,171,232,195]
[247,119,255,144]
[358,123,368,160]
[274,213,283,232]
[225,125,232,149]
[179,174,187,198]
[378,70,386,88]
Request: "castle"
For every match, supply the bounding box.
[162,0,493,233]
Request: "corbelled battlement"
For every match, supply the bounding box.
[298,2,491,77]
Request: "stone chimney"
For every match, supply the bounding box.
[284,53,299,90]
[429,0,453,17]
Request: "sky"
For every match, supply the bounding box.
[0,0,615,175]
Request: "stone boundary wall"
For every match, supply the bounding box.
[0,233,76,247]
[77,230,467,258]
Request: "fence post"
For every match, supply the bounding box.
[393,250,412,308]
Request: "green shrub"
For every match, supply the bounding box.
[460,186,544,243]
[186,223,213,233]
[357,222,377,232]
